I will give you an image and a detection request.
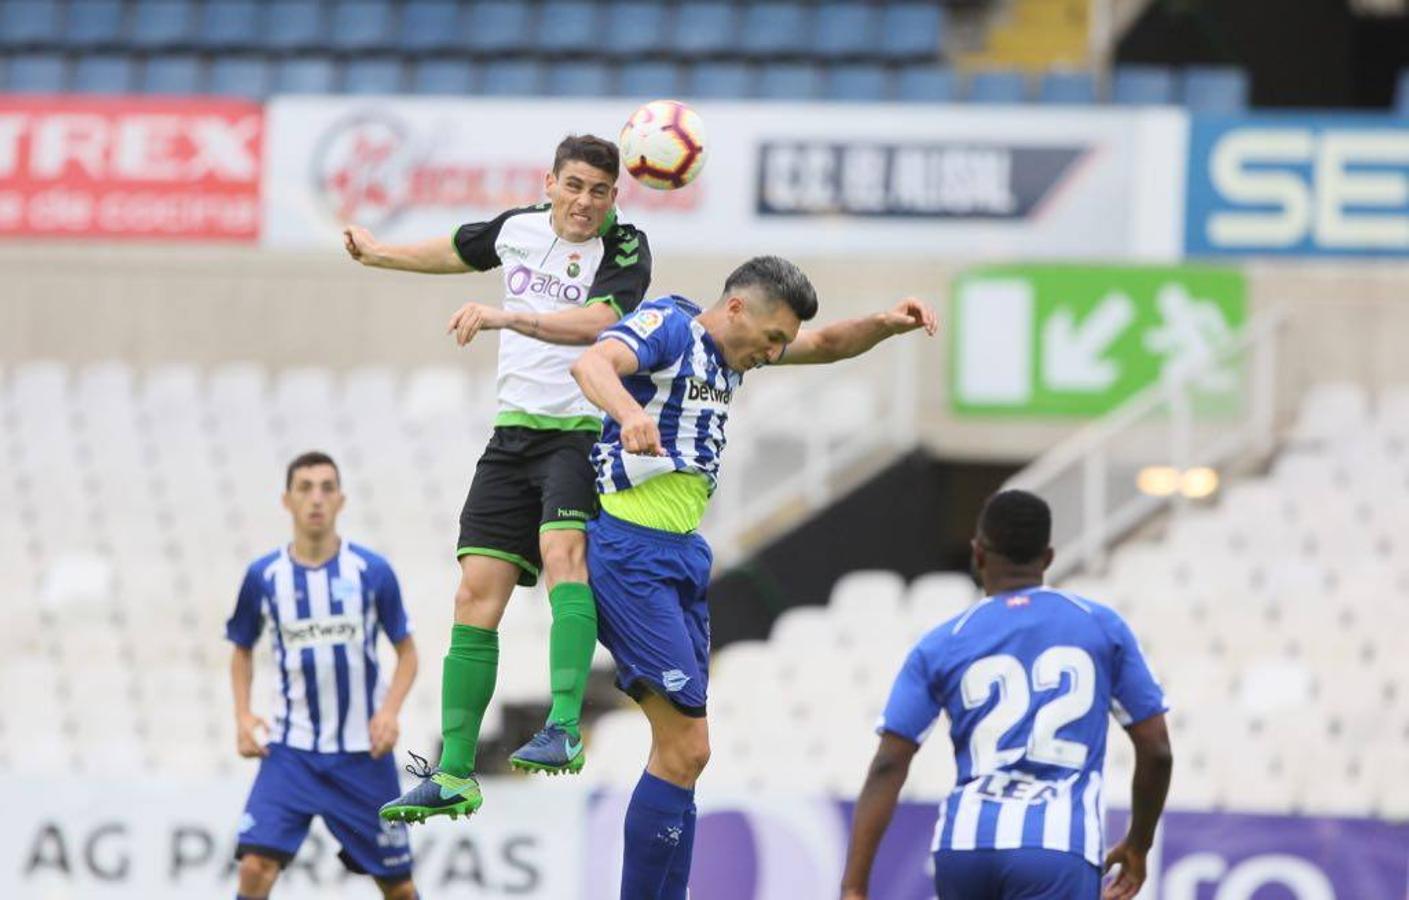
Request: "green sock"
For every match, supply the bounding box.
[546,581,598,737]
[439,623,498,777]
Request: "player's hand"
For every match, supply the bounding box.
[620,411,665,456]
[343,224,379,265]
[368,709,399,759]
[882,297,938,337]
[447,301,508,346]
[1102,840,1148,900]
[236,713,269,759]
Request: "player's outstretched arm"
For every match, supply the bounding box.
[840,732,919,899]
[230,646,269,759]
[779,298,938,366]
[446,300,620,347]
[1104,713,1172,900]
[571,340,665,456]
[343,224,471,274]
[369,636,419,759]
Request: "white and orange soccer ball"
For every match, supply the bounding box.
[618,100,708,190]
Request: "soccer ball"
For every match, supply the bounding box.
[618,100,708,190]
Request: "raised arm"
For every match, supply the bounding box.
[780,297,937,366]
[343,225,471,274]
[1103,713,1173,900]
[447,300,621,348]
[571,339,664,456]
[840,732,920,899]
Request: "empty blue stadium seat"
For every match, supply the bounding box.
[331,1,396,52]
[825,63,891,102]
[399,1,463,54]
[670,3,736,59]
[1,1,62,48]
[343,58,403,94]
[5,53,67,92]
[208,56,271,98]
[142,53,204,94]
[264,1,324,52]
[65,0,126,49]
[896,65,955,102]
[602,2,668,60]
[410,58,476,94]
[1038,71,1097,104]
[1111,65,1175,105]
[758,62,820,100]
[739,3,810,58]
[685,61,751,99]
[72,53,136,94]
[480,59,544,96]
[815,3,878,61]
[538,2,601,55]
[880,3,944,61]
[1182,65,1248,112]
[196,0,260,50]
[547,60,611,97]
[466,1,534,54]
[615,61,681,98]
[968,69,1027,103]
[130,1,195,50]
[273,55,338,94]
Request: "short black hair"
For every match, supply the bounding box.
[553,134,620,181]
[286,451,340,490]
[722,255,818,322]
[977,490,1051,565]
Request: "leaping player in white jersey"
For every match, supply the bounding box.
[342,135,652,822]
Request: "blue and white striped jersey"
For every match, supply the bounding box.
[880,588,1166,866]
[592,295,742,495]
[225,542,413,754]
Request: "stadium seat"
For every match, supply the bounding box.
[738,3,810,58]
[208,56,271,98]
[546,60,612,97]
[4,52,67,92]
[0,1,62,49]
[72,53,136,94]
[141,54,204,94]
[398,0,463,54]
[1112,64,1176,105]
[195,0,260,50]
[878,3,945,61]
[1037,70,1097,104]
[906,572,976,627]
[479,59,544,96]
[129,0,195,51]
[465,0,535,55]
[63,0,127,49]
[262,0,325,52]
[1182,65,1249,112]
[409,58,476,95]
[614,61,681,99]
[685,61,752,100]
[896,65,956,102]
[815,2,878,61]
[757,62,821,100]
[601,1,668,60]
[1289,382,1370,446]
[330,0,396,53]
[968,69,1028,103]
[272,55,338,94]
[669,2,736,60]
[830,570,906,619]
[825,63,891,102]
[537,2,602,55]
[343,58,404,94]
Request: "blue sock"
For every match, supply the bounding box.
[659,801,697,900]
[620,771,694,900]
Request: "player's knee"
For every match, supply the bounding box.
[454,576,507,622]
[376,875,417,899]
[237,853,280,892]
[539,531,586,582]
[660,726,710,779]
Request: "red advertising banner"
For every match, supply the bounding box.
[0,96,262,241]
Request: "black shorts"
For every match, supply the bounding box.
[457,426,598,587]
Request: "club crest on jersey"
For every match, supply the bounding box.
[331,577,359,602]
[627,309,667,339]
[1007,595,1031,607]
[567,253,582,279]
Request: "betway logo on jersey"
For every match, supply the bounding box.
[506,264,587,304]
[686,378,733,406]
[280,615,363,650]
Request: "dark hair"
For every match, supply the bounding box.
[286,451,340,490]
[977,490,1051,565]
[722,255,818,322]
[553,134,620,180]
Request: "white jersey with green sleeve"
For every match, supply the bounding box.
[453,204,652,432]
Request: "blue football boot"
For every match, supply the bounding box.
[509,724,586,775]
[379,751,483,824]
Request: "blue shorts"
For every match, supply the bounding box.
[588,512,713,716]
[236,743,412,880]
[934,848,1100,899]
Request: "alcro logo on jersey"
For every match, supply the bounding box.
[506,264,586,305]
[686,378,733,406]
[280,614,364,650]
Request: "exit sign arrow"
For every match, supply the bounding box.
[1041,292,1136,391]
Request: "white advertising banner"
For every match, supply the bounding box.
[0,776,586,899]
[262,98,1184,260]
